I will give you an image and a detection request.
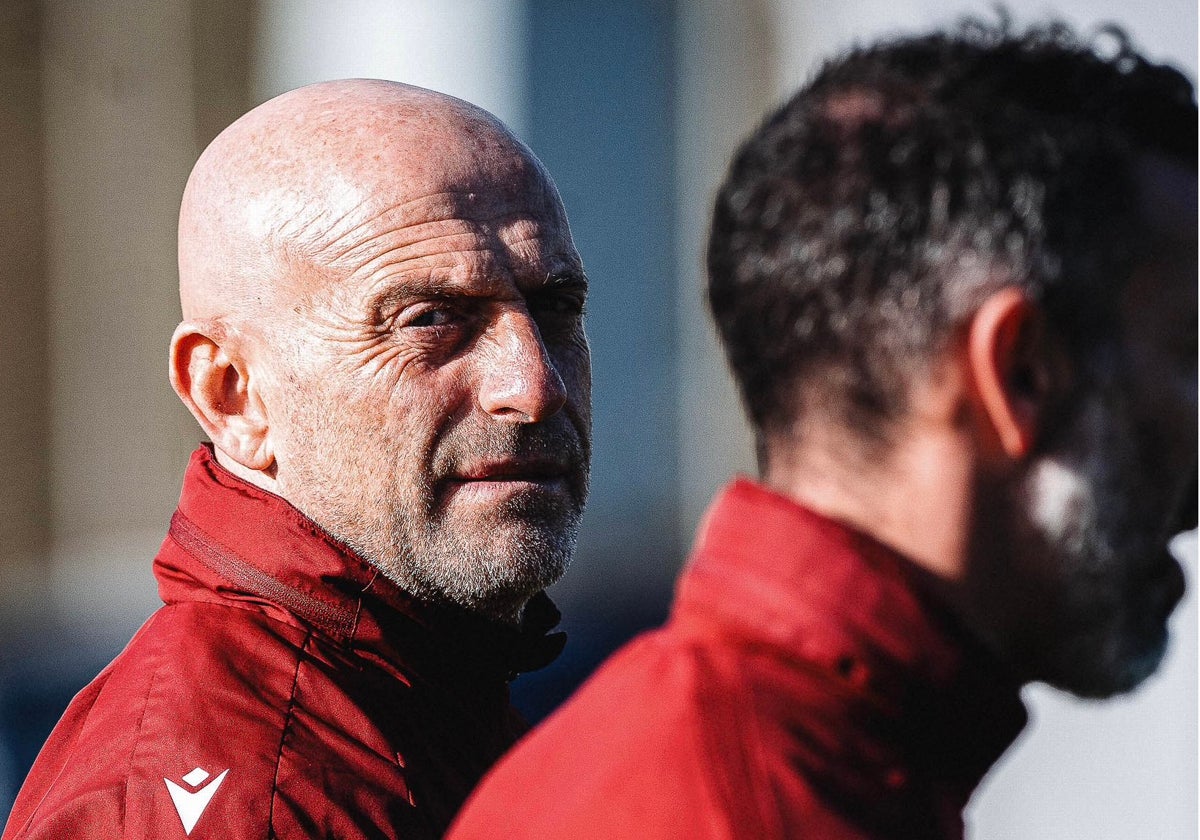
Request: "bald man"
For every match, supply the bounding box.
[3,80,591,840]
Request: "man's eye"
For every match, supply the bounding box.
[405,308,458,328]
[530,292,585,319]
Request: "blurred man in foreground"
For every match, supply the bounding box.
[449,21,1196,839]
[3,79,591,840]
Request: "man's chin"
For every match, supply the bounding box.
[1036,617,1173,699]
[399,513,578,613]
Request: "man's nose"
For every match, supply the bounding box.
[477,310,568,422]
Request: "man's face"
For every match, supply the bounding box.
[255,145,591,622]
[1003,157,1197,697]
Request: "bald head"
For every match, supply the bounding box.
[178,79,551,323]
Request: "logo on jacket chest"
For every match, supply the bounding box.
[164,766,229,835]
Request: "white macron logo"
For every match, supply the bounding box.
[164,766,229,835]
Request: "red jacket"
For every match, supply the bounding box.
[449,478,1027,840]
[3,446,563,840]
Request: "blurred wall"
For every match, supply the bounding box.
[673,0,768,538]
[0,0,257,815]
[0,1,50,625]
[0,0,263,635]
[39,0,209,632]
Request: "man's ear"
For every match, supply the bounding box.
[966,287,1063,460]
[169,321,274,472]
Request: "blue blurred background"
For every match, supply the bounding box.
[0,1,1194,836]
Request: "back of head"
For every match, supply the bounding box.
[708,17,1197,456]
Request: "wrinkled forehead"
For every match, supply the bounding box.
[259,111,565,250]
[179,87,572,320]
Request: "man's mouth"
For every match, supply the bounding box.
[428,418,589,512]
[440,458,575,502]
[452,457,570,482]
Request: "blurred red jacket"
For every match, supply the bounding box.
[3,445,563,840]
[449,478,1027,840]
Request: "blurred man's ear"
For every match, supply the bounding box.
[966,287,1065,460]
[169,321,274,472]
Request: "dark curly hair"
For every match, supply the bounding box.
[707,17,1196,456]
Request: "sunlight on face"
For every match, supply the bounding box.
[264,145,592,623]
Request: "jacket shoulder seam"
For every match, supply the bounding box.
[122,647,169,840]
[266,628,312,838]
[688,643,781,840]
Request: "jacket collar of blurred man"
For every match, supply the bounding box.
[447,19,1196,840]
[4,78,590,840]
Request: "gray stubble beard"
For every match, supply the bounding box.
[295,416,590,624]
[380,488,584,622]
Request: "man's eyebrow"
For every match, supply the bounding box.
[367,278,487,311]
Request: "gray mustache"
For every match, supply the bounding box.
[433,416,589,480]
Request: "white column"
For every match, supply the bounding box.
[673,0,772,544]
[253,0,529,138]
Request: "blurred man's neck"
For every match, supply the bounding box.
[763,362,980,587]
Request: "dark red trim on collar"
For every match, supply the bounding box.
[169,508,357,639]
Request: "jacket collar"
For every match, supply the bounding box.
[155,445,564,685]
[674,477,1027,812]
